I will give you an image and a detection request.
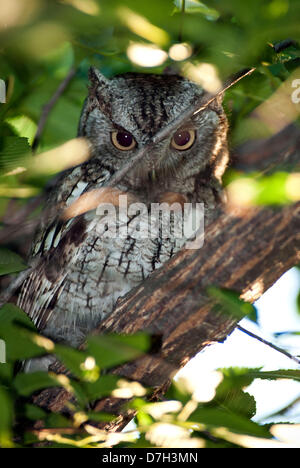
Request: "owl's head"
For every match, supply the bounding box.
[78,67,228,189]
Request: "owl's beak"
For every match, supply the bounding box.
[146,165,158,183]
[130,158,160,186]
[150,169,156,182]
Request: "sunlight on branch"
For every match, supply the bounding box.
[27,137,91,176]
[119,7,169,46]
[0,0,39,30]
[215,427,300,448]
[112,379,146,399]
[176,368,223,403]
[183,62,222,93]
[169,43,193,61]
[127,43,168,67]
[146,423,205,448]
[60,0,100,16]
[226,172,300,207]
[252,68,300,133]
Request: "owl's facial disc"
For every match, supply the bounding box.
[110,124,197,184]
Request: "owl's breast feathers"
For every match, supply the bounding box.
[17,168,196,346]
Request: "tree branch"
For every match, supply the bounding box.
[32,67,77,151]
[231,123,300,173]
[236,325,300,366]
[95,202,299,385]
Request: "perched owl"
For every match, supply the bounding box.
[18,68,228,371]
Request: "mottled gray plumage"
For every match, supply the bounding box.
[18,68,228,371]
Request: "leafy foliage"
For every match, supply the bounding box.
[0,0,300,449]
[0,304,299,447]
[0,0,299,201]
[207,287,258,322]
[0,248,27,276]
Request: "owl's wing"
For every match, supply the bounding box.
[17,165,112,331]
[18,216,88,331]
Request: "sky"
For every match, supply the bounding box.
[176,267,300,423]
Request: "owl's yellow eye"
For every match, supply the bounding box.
[111,131,136,151]
[171,129,195,151]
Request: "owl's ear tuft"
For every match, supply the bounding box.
[88,67,109,89]
[87,67,112,118]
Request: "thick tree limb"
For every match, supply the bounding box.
[95,203,299,386]
[231,123,300,172]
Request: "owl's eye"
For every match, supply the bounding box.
[171,129,195,151]
[111,131,136,151]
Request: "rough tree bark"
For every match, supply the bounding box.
[33,123,300,431]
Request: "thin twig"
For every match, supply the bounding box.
[0,266,33,308]
[32,67,77,150]
[32,427,83,437]
[237,324,300,366]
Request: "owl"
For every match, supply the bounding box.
[18,68,229,371]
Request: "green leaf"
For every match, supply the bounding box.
[255,172,291,205]
[0,363,13,383]
[0,136,31,172]
[13,371,59,397]
[220,367,262,388]
[247,369,300,382]
[86,333,150,369]
[24,403,47,421]
[80,374,119,401]
[0,305,46,361]
[274,330,300,337]
[0,385,13,447]
[54,344,89,379]
[220,390,256,419]
[189,406,270,438]
[173,0,219,19]
[44,412,72,429]
[85,411,115,423]
[218,367,300,384]
[5,115,37,146]
[0,247,27,276]
[165,380,191,406]
[0,303,35,330]
[207,287,257,322]
[297,289,300,316]
[0,326,46,361]
[213,368,260,418]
